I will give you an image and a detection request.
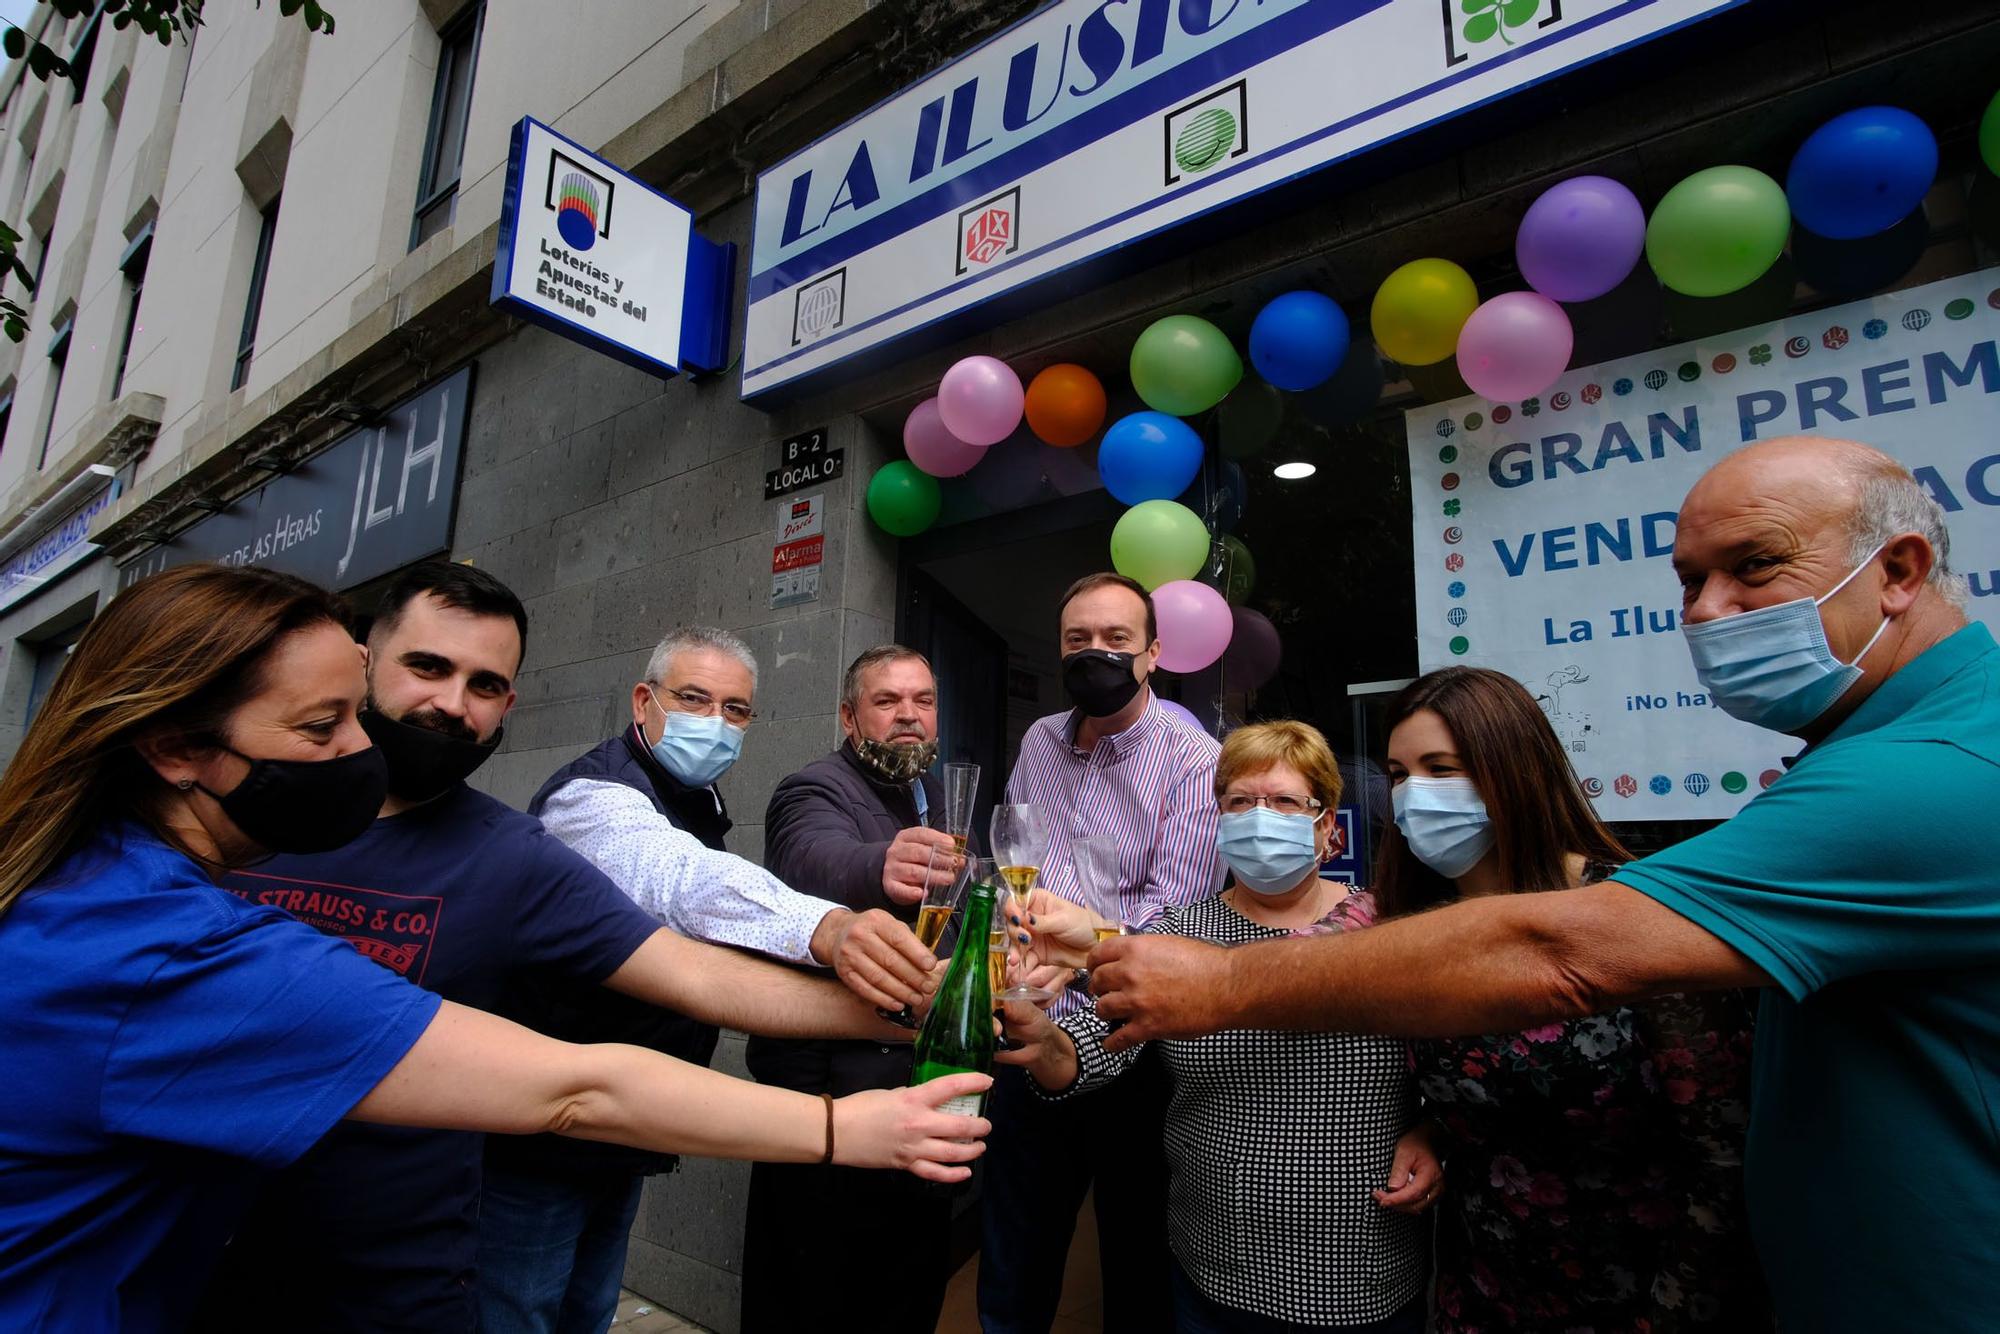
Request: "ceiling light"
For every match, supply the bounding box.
[1272,461,1316,480]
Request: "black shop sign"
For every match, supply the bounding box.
[119,367,473,591]
[764,425,843,498]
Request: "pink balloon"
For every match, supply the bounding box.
[903,397,987,478]
[937,356,1025,447]
[1455,292,1574,403]
[1154,580,1234,674]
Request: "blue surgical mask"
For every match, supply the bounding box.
[643,688,743,787]
[1682,546,1893,735]
[1218,807,1323,896]
[1393,777,1494,880]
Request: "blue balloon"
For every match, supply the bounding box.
[1786,107,1938,240]
[1097,411,1205,506]
[1249,291,1350,392]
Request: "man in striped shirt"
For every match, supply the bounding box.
[979,571,1221,1334]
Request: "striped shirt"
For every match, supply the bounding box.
[1004,692,1221,1018]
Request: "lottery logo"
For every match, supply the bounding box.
[1711,353,1736,374]
[1579,383,1602,404]
[1439,445,1459,464]
[1491,404,1512,424]
[1759,769,1783,789]
[1822,326,1849,350]
[1643,369,1668,390]
[1442,498,1462,517]
[1581,777,1604,798]
[1945,298,1975,321]
[1443,526,1463,545]
[1863,318,1889,339]
[1446,606,1468,627]
[1550,391,1572,411]
[1448,635,1470,656]
[1447,580,1466,598]
[1648,775,1673,796]
[1988,288,2000,311]
[1677,361,1700,382]
[1721,771,1748,794]
[1612,377,1633,396]
[1748,344,1773,365]
[1436,419,1456,438]
[1521,398,1542,417]
[1902,309,1931,331]
[1684,772,1712,796]
[1784,336,1811,359]
[1444,553,1465,573]
[1441,473,1461,491]
[1464,412,1484,431]
[1613,774,1638,798]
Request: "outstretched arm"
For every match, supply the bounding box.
[601,927,917,1042]
[1089,881,1769,1051]
[349,1000,989,1182]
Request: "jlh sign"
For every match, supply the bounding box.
[492,117,734,377]
[740,0,1745,400]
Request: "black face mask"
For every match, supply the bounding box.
[1062,649,1143,718]
[197,745,389,854]
[360,707,502,802]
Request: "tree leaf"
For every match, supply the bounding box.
[3,27,24,60]
[113,11,132,28]
[279,0,301,14]
[1462,10,1499,41]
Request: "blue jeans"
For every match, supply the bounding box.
[476,1167,645,1334]
[1172,1260,1428,1334]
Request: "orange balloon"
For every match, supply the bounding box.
[1024,363,1107,447]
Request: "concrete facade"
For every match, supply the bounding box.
[0,0,1994,1329]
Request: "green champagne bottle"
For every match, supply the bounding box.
[909,878,996,1117]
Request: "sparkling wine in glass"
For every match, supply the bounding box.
[988,803,1054,1002]
[1071,834,1129,943]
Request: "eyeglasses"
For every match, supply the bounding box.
[1219,793,1324,817]
[656,685,756,726]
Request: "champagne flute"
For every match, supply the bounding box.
[988,803,1054,1002]
[914,846,970,953]
[942,761,980,856]
[1070,834,1128,944]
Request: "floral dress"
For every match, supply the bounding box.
[1413,867,1770,1334]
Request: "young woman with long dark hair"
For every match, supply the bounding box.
[1378,667,1768,1334]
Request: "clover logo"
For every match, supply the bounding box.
[1748,343,1773,365]
[1461,0,1543,46]
[1442,498,1462,517]
[1521,397,1541,417]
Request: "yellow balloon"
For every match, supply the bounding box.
[1370,258,1479,366]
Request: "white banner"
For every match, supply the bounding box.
[1408,269,2000,818]
[744,0,1742,399]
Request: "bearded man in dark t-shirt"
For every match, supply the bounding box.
[190,564,925,1333]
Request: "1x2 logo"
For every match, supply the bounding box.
[956,187,1021,276]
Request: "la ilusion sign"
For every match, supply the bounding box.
[741,0,1744,401]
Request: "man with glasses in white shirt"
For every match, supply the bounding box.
[480,627,937,1333]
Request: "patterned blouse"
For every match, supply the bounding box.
[1413,865,1771,1333]
[1049,889,1426,1327]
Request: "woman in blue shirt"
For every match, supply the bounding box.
[0,564,989,1333]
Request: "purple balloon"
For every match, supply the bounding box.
[903,397,987,478]
[938,356,1025,447]
[1154,580,1233,674]
[1456,292,1573,404]
[1516,176,1646,303]
[1220,606,1281,689]
[1156,699,1208,732]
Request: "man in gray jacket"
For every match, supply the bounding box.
[742,644,962,1333]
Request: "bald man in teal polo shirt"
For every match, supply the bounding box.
[1080,437,2000,1331]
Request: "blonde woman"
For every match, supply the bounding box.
[1005,721,1437,1334]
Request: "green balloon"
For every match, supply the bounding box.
[1216,534,1256,604]
[1982,88,2000,178]
[866,461,941,537]
[1645,166,1790,298]
[1218,378,1284,460]
[1111,500,1210,591]
[1130,315,1243,417]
